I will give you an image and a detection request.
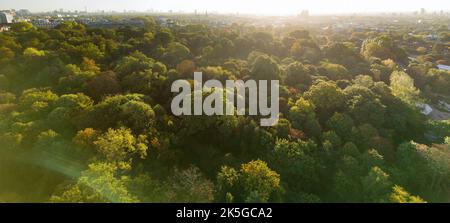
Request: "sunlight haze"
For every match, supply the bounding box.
[1,0,448,15]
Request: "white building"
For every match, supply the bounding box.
[418,103,433,116]
[437,64,450,71]
[0,12,14,24]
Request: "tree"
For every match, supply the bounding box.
[167,166,215,203]
[394,142,450,202]
[332,170,362,202]
[345,85,386,128]
[18,88,58,120]
[361,35,394,60]
[94,127,148,169]
[361,166,392,203]
[322,130,342,148]
[10,22,34,32]
[0,92,15,104]
[82,94,154,132]
[326,112,354,142]
[288,30,311,39]
[271,139,322,196]
[318,62,351,80]
[78,43,104,61]
[162,42,191,66]
[284,62,312,88]
[84,71,121,101]
[390,185,425,203]
[250,54,280,81]
[390,71,423,106]
[0,47,15,64]
[361,149,385,171]
[427,120,450,144]
[73,128,100,150]
[45,93,92,132]
[176,60,196,78]
[114,51,155,78]
[304,81,345,121]
[217,160,280,203]
[50,162,138,203]
[323,42,364,69]
[80,57,101,74]
[23,47,46,57]
[426,68,450,95]
[288,97,322,139]
[119,100,156,132]
[154,29,174,47]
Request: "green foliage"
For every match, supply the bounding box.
[50,162,139,203]
[426,120,450,144]
[0,16,446,203]
[271,139,322,197]
[162,42,191,66]
[390,185,425,203]
[217,160,280,203]
[10,22,34,33]
[94,127,148,169]
[84,71,121,101]
[361,166,392,203]
[284,62,313,88]
[318,62,351,80]
[390,71,423,106]
[288,97,322,138]
[250,54,280,80]
[304,81,345,120]
[114,51,155,78]
[326,112,354,142]
[361,35,407,63]
[23,47,46,57]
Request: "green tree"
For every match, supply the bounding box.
[217,160,280,203]
[361,166,392,203]
[10,22,34,32]
[50,162,138,203]
[162,42,191,66]
[390,185,425,203]
[250,54,280,81]
[84,71,121,101]
[304,81,345,120]
[284,62,312,88]
[93,127,148,169]
[390,71,423,106]
[318,62,351,80]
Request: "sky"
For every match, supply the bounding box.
[0,0,449,15]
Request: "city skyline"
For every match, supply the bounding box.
[1,0,449,15]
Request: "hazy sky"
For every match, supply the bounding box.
[1,0,449,15]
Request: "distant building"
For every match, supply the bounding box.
[299,10,309,18]
[32,19,62,28]
[419,104,433,115]
[0,12,14,24]
[157,17,177,28]
[420,8,426,15]
[16,9,31,16]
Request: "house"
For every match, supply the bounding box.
[0,26,9,32]
[0,12,14,32]
[437,64,450,71]
[418,103,433,115]
[0,12,14,24]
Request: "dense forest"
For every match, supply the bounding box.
[0,16,449,203]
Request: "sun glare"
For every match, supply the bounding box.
[1,0,448,14]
